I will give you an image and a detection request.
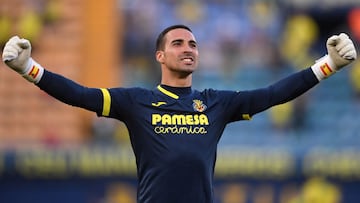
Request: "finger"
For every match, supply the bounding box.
[17,39,30,49]
[4,36,23,54]
[327,35,340,46]
[5,36,20,46]
[3,54,17,62]
[336,38,352,52]
[343,48,357,60]
[2,46,19,62]
[339,33,350,40]
[344,51,356,60]
[338,43,354,55]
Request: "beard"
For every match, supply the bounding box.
[168,64,196,78]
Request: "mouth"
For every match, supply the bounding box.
[180,56,195,64]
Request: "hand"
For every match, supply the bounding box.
[327,33,357,70]
[311,33,357,81]
[2,36,32,74]
[2,36,44,83]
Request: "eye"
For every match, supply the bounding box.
[171,40,183,47]
[190,42,197,48]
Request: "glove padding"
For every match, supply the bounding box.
[311,33,357,81]
[327,33,357,70]
[2,36,44,83]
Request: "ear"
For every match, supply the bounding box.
[156,51,165,63]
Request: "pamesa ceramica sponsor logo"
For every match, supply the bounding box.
[151,113,209,135]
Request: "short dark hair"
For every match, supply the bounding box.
[155,24,192,51]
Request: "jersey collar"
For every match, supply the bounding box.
[157,85,192,99]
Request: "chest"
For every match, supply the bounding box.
[128,97,225,150]
[134,97,225,133]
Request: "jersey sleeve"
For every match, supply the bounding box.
[101,87,138,120]
[227,67,319,122]
[36,70,106,115]
[36,70,154,121]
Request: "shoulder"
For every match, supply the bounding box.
[193,89,242,107]
[198,88,239,98]
[107,87,158,103]
[108,87,153,95]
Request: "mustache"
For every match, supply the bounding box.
[179,53,195,60]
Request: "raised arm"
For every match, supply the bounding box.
[2,36,104,114]
[243,33,357,116]
[242,68,317,116]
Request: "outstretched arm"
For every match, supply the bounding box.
[242,33,357,116]
[36,70,103,113]
[2,36,104,114]
[243,67,317,116]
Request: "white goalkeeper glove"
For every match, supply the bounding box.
[311,33,357,81]
[2,36,44,83]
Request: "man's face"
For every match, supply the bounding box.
[157,28,199,76]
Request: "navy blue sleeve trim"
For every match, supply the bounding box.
[36,70,103,113]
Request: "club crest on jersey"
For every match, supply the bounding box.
[192,99,207,112]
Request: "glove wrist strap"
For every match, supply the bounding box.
[311,55,337,81]
[22,58,44,83]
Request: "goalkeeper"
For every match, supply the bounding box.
[2,24,357,203]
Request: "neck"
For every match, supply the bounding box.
[161,67,193,87]
[161,75,192,87]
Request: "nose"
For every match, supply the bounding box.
[183,46,193,53]
[183,44,196,54]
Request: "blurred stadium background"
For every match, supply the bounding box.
[0,0,360,202]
